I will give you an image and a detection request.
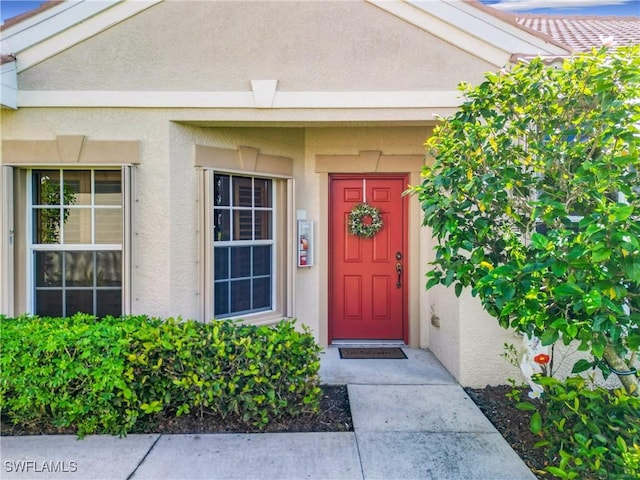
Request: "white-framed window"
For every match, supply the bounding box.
[212,173,274,317]
[28,169,125,317]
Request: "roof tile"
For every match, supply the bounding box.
[516,15,640,52]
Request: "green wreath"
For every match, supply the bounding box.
[348,203,384,238]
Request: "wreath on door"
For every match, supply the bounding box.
[348,203,384,238]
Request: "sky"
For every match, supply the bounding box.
[0,0,639,25]
[481,0,639,15]
[1,1,44,23]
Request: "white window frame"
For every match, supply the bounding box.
[200,169,294,323]
[211,172,276,318]
[26,166,134,317]
[1,166,15,316]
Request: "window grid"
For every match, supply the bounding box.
[29,169,123,318]
[213,174,274,317]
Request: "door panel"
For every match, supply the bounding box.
[329,176,406,341]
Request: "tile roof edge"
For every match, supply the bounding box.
[515,13,640,21]
[463,0,573,53]
[1,54,17,65]
[0,1,64,31]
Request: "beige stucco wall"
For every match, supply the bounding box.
[18,1,494,93]
[1,109,431,345]
[459,290,523,387]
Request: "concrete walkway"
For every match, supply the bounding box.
[0,347,535,480]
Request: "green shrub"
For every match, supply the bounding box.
[517,376,640,479]
[0,314,321,437]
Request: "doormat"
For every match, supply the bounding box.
[339,347,407,359]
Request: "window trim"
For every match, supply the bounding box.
[199,168,294,323]
[1,166,15,316]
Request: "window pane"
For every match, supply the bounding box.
[234,177,253,207]
[253,277,271,310]
[34,207,62,244]
[95,209,122,244]
[66,289,93,316]
[253,246,271,276]
[96,251,122,286]
[231,247,251,278]
[230,279,250,313]
[35,251,62,287]
[214,174,230,206]
[214,209,230,242]
[95,171,122,206]
[234,210,253,240]
[97,290,122,318]
[63,208,92,244]
[33,171,61,205]
[65,251,94,287]
[214,282,229,317]
[35,290,63,317]
[254,210,272,240]
[254,178,272,208]
[63,170,90,206]
[214,247,229,280]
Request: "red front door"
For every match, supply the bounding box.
[329,175,407,342]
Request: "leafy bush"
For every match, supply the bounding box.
[408,45,640,394]
[516,376,640,479]
[0,314,321,437]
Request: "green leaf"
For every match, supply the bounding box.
[571,359,594,374]
[554,283,584,297]
[622,258,640,283]
[591,248,611,262]
[426,275,441,290]
[530,411,542,434]
[540,329,560,345]
[551,261,567,277]
[531,232,549,250]
[443,269,455,287]
[616,436,628,453]
[515,401,537,411]
[613,205,634,221]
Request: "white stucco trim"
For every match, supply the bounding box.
[0,59,17,109]
[1,1,161,72]
[0,166,14,317]
[368,0,569,66]
[17,89,462,109]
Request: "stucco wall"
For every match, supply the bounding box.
[18,1,494,93]
[459,290,523,387]
[1,111,432,345]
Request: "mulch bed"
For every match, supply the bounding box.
[0,385,353,436]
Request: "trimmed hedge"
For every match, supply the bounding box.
[0,314,322,437]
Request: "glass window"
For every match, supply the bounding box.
[213,174,274,317]
[31,169,123,317]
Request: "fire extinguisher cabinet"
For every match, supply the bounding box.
[297,220,313,268]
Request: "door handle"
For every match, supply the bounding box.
[396,262,402,288]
